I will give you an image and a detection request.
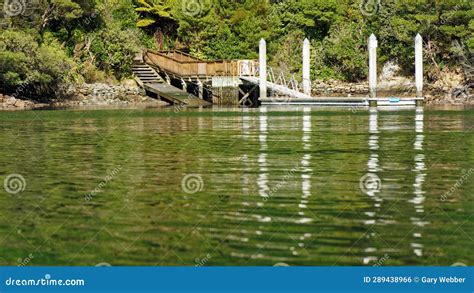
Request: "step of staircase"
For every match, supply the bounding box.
[132,62,164,85]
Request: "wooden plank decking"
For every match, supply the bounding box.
[144,83,211,106]
[144,50,257,79]
[260,97,424,106]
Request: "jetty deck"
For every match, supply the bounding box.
[140,39,426,107]
[144,83,210,106]
[143,50,256,80]
[260,97,424,106]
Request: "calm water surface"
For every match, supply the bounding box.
[0,106,472,266]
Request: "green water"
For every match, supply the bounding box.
[0,106,472,266]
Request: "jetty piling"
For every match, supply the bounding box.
[259,39,268,99]
[302,38,311,95]
[415,34,424,99]
[368,34,378,103]
[197,80,204,99]
[137,35,424,107]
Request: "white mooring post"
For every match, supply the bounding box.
[302,38,311,95]
[368,34,378,101]
[259,39,267,99]
[415,34,423,98]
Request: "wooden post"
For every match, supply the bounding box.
[302,38,311,95]
[415,34,423,99]
[181,78,187,91]
[197,80,204,99]
[368,34,378,100]
[259,39,267,99]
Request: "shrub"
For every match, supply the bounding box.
[0,29,75,100]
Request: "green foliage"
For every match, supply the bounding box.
[135,0,174,27]
[317,22,368,81]
[171,0,472,81]
[1,0,472,101]
[372,0,473,79]
[0,29,75,100]
[0,0,145,99]
[134,0,177,49]
[89,23,141,80]
[70,0,143,81]
[174,0,275,59]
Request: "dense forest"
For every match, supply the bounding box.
[0,0,472,99]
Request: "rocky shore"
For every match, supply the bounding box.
[0,81,167,111]
[310,62,472,104]
[1,79,472,110]
[312,78,472,105]
[312,81,472,104]
[0,94,48,110]
[53,82,167,108]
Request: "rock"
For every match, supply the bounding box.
[381,61,401,80]
[14,100,26,108]
[6,97,16,105]
[66,82,156,107]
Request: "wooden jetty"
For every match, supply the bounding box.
[260,97,424,106]
[132,57,210,106]
[137,50,256,106]
[136,34,426,107]
[143,83,206,106]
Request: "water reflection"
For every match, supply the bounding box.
[296,107,313,253]
[300,107,312,212]
[241,108,251,196]
[410,107,427,257]
[363,108,382,265]
[258,107,269,199]
[0,107,472,266]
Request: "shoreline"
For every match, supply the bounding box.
[1,81,471,111]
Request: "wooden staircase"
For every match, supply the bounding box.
[132,58,210,107]
[132,61,164,86]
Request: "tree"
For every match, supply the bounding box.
[135,0,177,49]
[0,29,75,100]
